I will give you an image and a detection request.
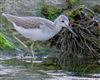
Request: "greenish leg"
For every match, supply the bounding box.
[13,33,28,49]
[35,41,43,50]
[13,33,29,58]
[30,42,36,60]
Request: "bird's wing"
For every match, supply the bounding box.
[14,18,44,29]
[16,18,55,30]
[3,14,55,30]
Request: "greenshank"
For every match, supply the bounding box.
[2,13,77,58]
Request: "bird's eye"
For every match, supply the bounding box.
[61,20,64,23]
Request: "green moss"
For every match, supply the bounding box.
[4,59,14,65]
[0,33,13,50]
[67,0,80,8]
[41,5,61,20]
[65,5,85,20]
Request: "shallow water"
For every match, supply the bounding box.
[0,56,100,80]
[0,61,51,80]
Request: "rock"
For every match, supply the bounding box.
[80,0,100,7]
[2,0,67,16]
[43,0,66,7]
[3,0,41,16]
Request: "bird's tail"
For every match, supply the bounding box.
[2,13,19,23]
[2,13,6,17]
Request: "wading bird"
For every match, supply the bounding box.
[2,13,77,59]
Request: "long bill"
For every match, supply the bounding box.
[66,26,78,37]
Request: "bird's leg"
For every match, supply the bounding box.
[35,41,43,51]
[13,33,28,49]
[13,33,28,58]
[35,41,40,50]
[30,42,36,60]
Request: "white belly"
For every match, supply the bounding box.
[14,25,56,41]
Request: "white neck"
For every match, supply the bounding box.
[54,19,62,33]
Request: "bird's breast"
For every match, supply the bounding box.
[13,24,56,41]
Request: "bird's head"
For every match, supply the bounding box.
[54,15,77,37]
[55,15,69,28]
